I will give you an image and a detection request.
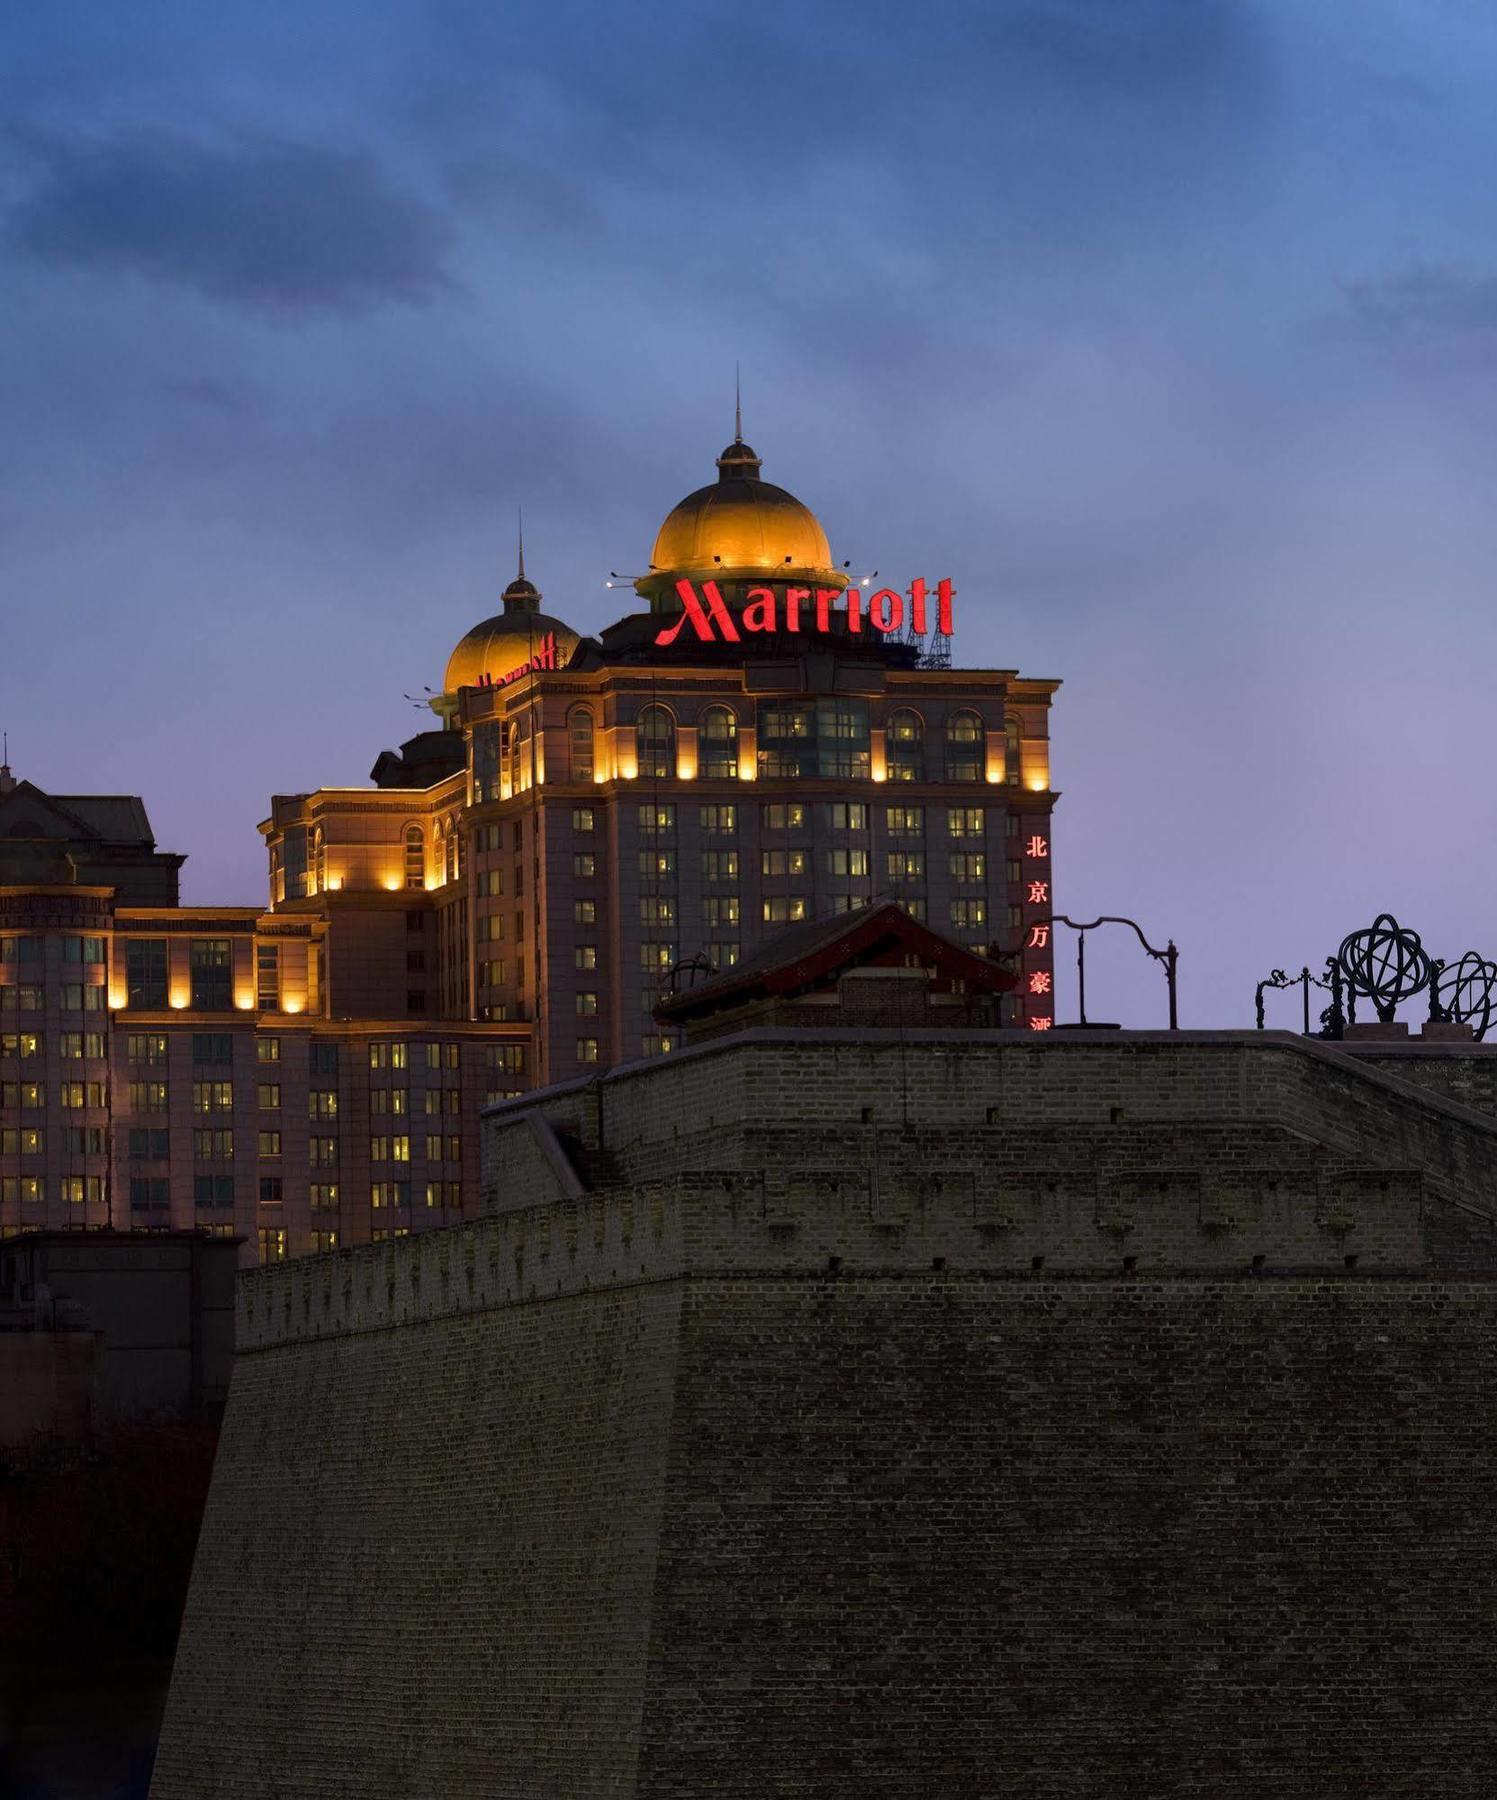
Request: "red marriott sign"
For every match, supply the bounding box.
[654,578,955,648]
[475,632,559,689]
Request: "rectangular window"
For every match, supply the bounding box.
[761,849,808,878]
[638,804,676,836]
[13,987,42,1012]
[257,1083,281,1109]
[1,1033,40,1060]
[259,1176,283,1204]
[256,943,280,1011]
[827,848,869,877]
[701,851,739,881]
[949,853,986,881]
[125,939,168,1010]
[705,942,740,968]
[192,1034,233,1065]
[129,1128,170,1160]
[129,1081,169,1113]
[59,1082,105,1109]
[190,938,233,1011]
[572,807,595,832]
[258,1131,282,1158]
[703,896,740,928]
[762,897,809,924]
[639,850,676,879]
[479,961,507,988]
[65,1127,105,1155]
[761,803,807,832]
[886,851,924,881]
[885,806,924,835]
[59,1032,83,1060]
[950,899,987,929]
[948,807,985,838]
[825,802,869,831]
[310,1043,338,1075]
[310,1183,339,1211]
[639,943,676,971]
[193,1175,234,1208]
[641,1033,675,1057]
[576,991,599,1016]
[192,1081,234,1113]
[257,1037,281,1064]
[127,1033,169,1064]
[129,1177,169,1210]
[370,1181,410,1209]
[577,1038,600,1064]
[425,1133,444,1163]
[1,1127,42,1157]
[699,804,737,833]
[574,900,597,926]
[310,1135,338,1167]
[257,1227,287,1263]
[575,945,598,971]
[573,853,597,878]
[639,896,676,926]
[486,1044,526,1073]
[193,1129,234,1160]
[309,1231,338,1254]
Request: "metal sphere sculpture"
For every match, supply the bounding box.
[1436,951,1497,1041]
[1336,914,1433,1024]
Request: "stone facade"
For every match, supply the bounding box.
[151,1030,1497,1797]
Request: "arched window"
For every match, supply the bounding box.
[445,823,458,883]
[404,825,425,890]
[637,705,676,780]
[568,707,595,783]
[699,705,738,779]
[886,709,924,783]
[945,710,984,783]
[311,827,325,895]
[1005,714,1022,787]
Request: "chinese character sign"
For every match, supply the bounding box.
[1019,815,1053,1030]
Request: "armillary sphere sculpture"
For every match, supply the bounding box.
[1335,914,1433,1024]
[1435,951,1497,1041]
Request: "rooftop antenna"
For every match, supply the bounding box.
[517,506,525,582]
[734,362,742,443]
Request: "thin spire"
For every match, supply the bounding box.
[517,507,526,582]
[734,363,742,443]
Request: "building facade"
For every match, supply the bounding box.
[1,427,1059,1261]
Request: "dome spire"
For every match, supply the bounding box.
[716,369,762,483]
[501,509,540,612]
[734,362,742,444]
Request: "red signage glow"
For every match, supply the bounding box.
[475,632,559,689]
[654,578,955,648]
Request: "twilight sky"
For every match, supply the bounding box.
[3,0,1496,1027]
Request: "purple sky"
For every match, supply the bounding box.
[3,1,1496,1028]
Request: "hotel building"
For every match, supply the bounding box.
[0,427,1058,1259]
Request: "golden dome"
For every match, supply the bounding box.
[640,439,848,602]
[442,574,580,695]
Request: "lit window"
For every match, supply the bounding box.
[699,705,739,779]
[577,1038,600,1064]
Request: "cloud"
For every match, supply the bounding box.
[1341,264,1497,342]
[7,129,455,315]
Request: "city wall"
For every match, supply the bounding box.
[152,1033,1497,1798]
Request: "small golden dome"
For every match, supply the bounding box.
[442,566,579,694]
[640,439,847,602]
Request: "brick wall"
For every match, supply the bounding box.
[151,1031,1497,1797]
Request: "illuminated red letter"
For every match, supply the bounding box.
[784,586,809,632]
[743,586,777,633]
[1025,834,1048,859]
[654,579,741,647]
[937,578,955,635]
[910,578,928,634]
[869,588,903,634]
[1026,880,1049,905]
[815,588,839,632]
[847,586,864,633]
